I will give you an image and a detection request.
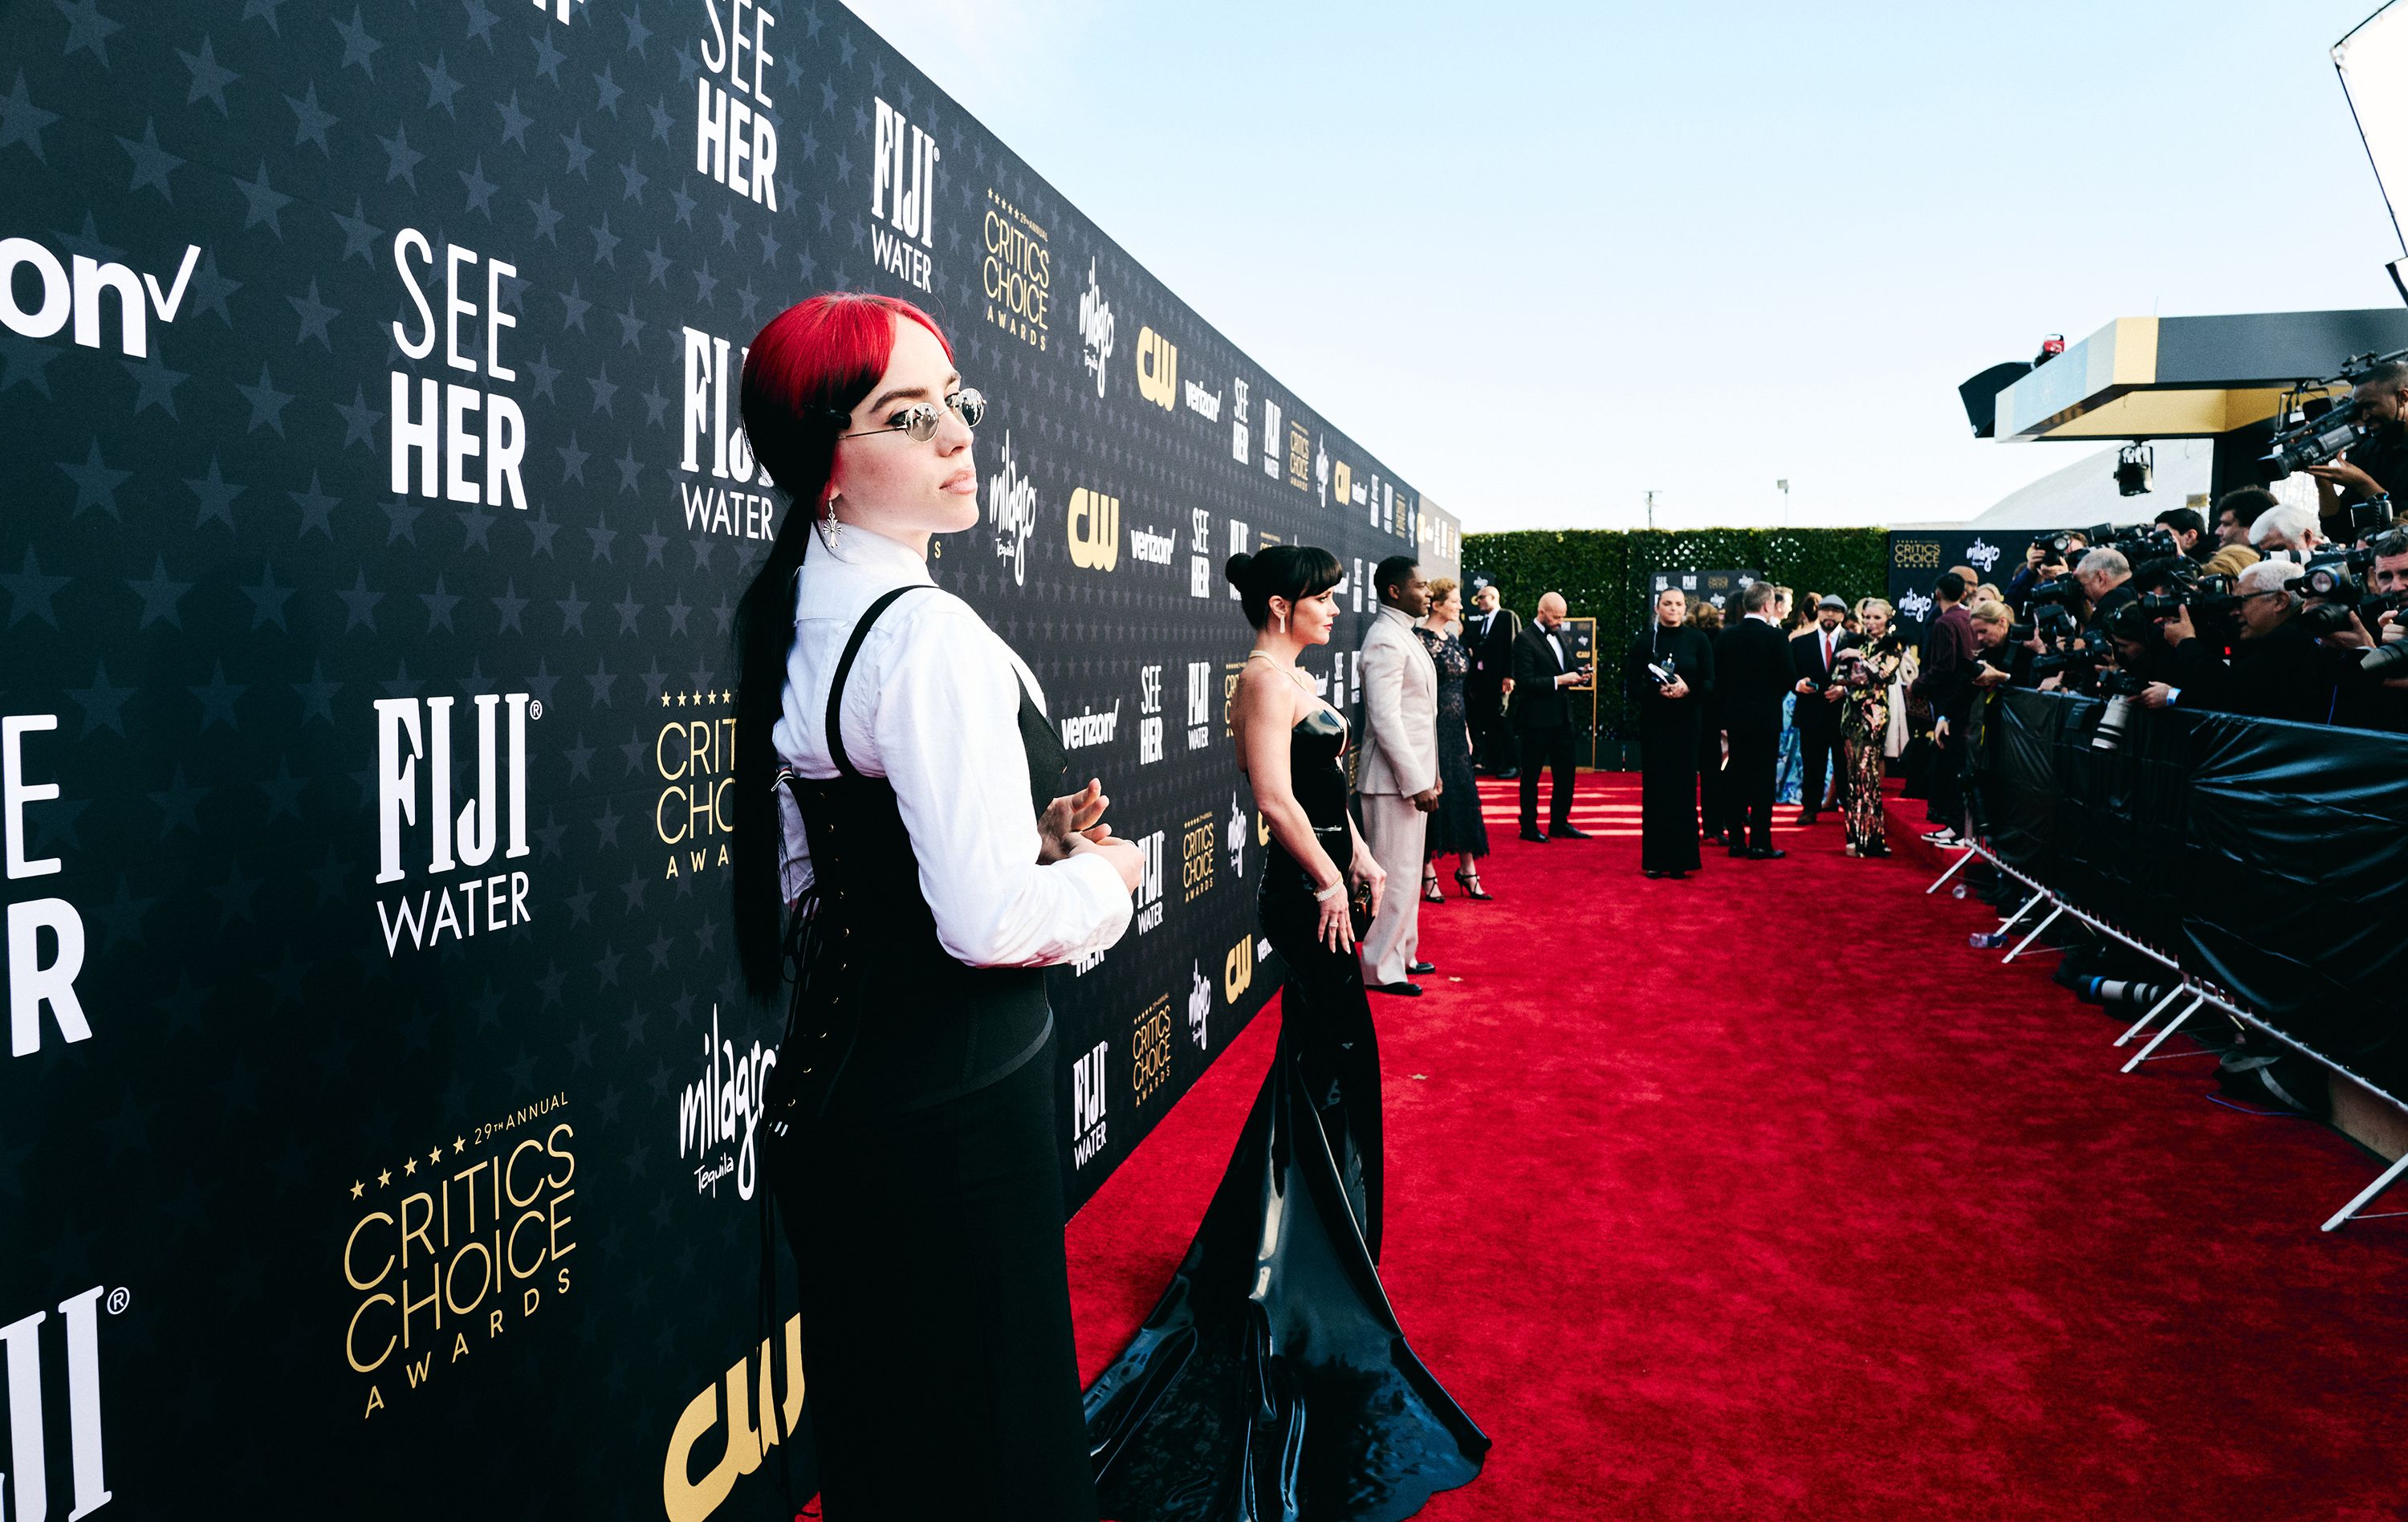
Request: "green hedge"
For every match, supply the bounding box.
[1461,527,1892,739]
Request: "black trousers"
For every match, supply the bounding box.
[1727,727,1778,851]
[1926,729,1967,835]
[1468,681,1513,771]
[1796,722,1837,815]
[1698,730,1727,837]
[1516,722,1576,831]
[768,1028,1098,1522]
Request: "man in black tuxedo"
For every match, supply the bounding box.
[1788,593,1849,824]
[1716,580,1791,859]
[1511,592,1591,840]
[1466,583,1521,777]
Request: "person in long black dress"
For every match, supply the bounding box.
[1415,578,1492,901]
[730,293,1145,1522]
[1625,585,1715,878]
[1085,545,1489,1522]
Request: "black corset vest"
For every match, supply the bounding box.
[764,585,1070,1129]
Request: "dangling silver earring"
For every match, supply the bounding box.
[822,494,843,550]
[1275,609,1287,636]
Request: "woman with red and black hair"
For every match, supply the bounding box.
[731,293,1141,1520]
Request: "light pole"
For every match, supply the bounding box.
[1776,478,1790,528]
[1645,490,1657,531]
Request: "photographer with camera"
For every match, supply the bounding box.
[2306,358,2408,539]
[2073,547,2137,623]
[2003,530,2083,616]
[2169,560,2344,725]
[2251,503,2328,561]
[2151,507,2213,564]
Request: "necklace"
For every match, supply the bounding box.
[1246,649,1317,697]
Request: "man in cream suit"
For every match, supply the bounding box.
[1356,555,1441,996]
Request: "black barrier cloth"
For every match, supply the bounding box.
[1980,690,2408,1093]
[0,6,1430,1516]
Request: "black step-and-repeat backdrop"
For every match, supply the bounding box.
[0,4,1430,1516]
[1884,530,2019,643]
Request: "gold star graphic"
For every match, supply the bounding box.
[376,1168,392,1188]
[677,691,688,706]
[429,1147,442,1166]
[453,1136,466,1154]
[403,1157,418,1177]
[661,693,672,708]
[349,1180,364,1200]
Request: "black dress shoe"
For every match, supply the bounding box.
[1519,828,1548,843]
[1643,869,1665,879]
[1797,812,1820,826]
[1747,847,1787,860]
[1666,869,1688,880]
[1366,981,1423,997]
[1495,768,1519,779]
[1551,824,1593,840]
[1409,960,1435,976]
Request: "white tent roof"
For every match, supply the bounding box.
[1895,439,2216,531]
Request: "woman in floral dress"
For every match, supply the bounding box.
[1833,597,1906,858]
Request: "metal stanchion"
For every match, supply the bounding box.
[1928,836,2408,1232]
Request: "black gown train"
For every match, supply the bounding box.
[1084,706,1490,1521]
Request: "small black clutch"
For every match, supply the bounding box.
[1349,878,1376,941]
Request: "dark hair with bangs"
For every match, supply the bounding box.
[1223,545,1344,629]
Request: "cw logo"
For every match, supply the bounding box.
[1222,937,1253,1002]
[1136,327,1178,410]
[1067,488,1121,572]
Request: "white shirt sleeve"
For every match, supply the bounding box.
[868,600,1133,967]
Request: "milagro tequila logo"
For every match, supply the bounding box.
[871,97,940,291]
[1077,258,1113,397]
[1965,535,2003,574]
[1224,792,1246,878]
[677,1005,777,1202]
[373,694,537,955]
[1187,962,1210,1050]
[988,430,1039,586]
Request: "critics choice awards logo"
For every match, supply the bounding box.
[1181,811,1215,904]
[656,691,734,884]
[982,188,1051,350]
[1131,994,1173,1108]
[341,1098,578,1419]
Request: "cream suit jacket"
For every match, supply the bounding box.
[1355,604,1439,796]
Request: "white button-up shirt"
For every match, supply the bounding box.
[771,524,1131,968]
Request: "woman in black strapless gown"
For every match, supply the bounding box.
[1085,546,1489,1522]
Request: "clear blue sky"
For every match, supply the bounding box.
[843,0,2408,532]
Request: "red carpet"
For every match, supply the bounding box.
[1067,773,2408,1520]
